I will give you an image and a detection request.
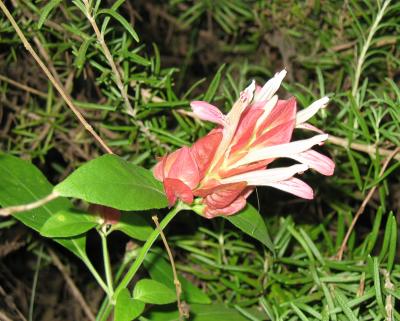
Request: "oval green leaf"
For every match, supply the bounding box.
[0,154,87,259]
[41,209,99,238]
[144,304,249,321]
[144,251,211,304]
[54,155,168,211]
[113,212,153,241]
[133,279,176,305]
[225,204,274,253]
[115,288,145,321]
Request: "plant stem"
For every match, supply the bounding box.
[352,0,391,98]
[0,0,113,154]
[80,252,110,296]
[98,203,186,321]
[29,245,43,321]
[100,230,115,302]
[115,203,185,297]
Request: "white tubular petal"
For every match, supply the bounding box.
[254,70,287,102]
[240,80,256,103]
[289,150,335,176]
[220,164,309,185]
[235,134,329,166]
[255,95,278,130]
[265,177,314,199]
[296,123,325,134]
[296,97,329,125]
[191,101,227,126]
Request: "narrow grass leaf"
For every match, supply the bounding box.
[97,9,139,42]
[38,0,62,29]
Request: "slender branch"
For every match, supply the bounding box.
[97,204,186,321]
[352,0,391,97]
[0,191,59,216]
[99,230,115,303]
[0,1,114,154]
[82,0,136,117]
[152,216,188,320]
[0,75,47,98]
[114,203,185,297]
[0,311,13,321]
[384,269,394,321]
[49,248,96,321]
[81,0,171,151]
[336,147,400,260]
[328,135,400,161]
[29,245,43,321]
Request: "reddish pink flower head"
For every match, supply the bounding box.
[154,70,335,218]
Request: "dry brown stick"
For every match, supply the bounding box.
[0,1,113,154]
[328,135,400,161]
[0,191,60,217]
[336,147,400,260]
[48,248,96,321]
[82,0,171,151]
[0,286,28,321]
[0,75,47,98]
[82,0,135,117]
[152,215,188,320]
[0,310,14,321]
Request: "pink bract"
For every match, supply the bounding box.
[154,70,334,218]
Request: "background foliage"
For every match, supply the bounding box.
[0,0,400,320]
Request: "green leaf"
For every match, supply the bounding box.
[133,279,176,305]
[38,0,62,29]
[40,209,99,238]
[114,288,145,321]
[54,155,168,211]
[75,37,94,70]
[144,304,249,321]
[0,154,87,259]
[204,64,225,102]
[113,212,153,241]
[97,9,139,42]
[387,214,397,272]
[334,289,358,321]
[225,204,274,252]
[346,150,362,190]
[144,251,211,304]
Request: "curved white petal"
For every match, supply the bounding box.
[220,164,309,185]
[234,134,329,166]
[289,150,335,176]
[191,101,227,126]
[254,70,287,102]
[296,97,329,125]
[265,177,314,199]
[239,80,256,103]
[296,123,325,134]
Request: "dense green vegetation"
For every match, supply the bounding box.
[0,0,399,320]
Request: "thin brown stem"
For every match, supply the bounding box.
[0,75,47,98]
[82,0,171,151]
[152,215,189,320]
[48,248,96,321]
[336,147,400,260]
[82,0,136,117]
[0,191,59,216]
[0,1,113,154]
[328,135,400,161]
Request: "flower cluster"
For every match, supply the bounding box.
[154,70,334,218]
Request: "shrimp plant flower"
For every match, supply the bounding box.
[154,70,334,218]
